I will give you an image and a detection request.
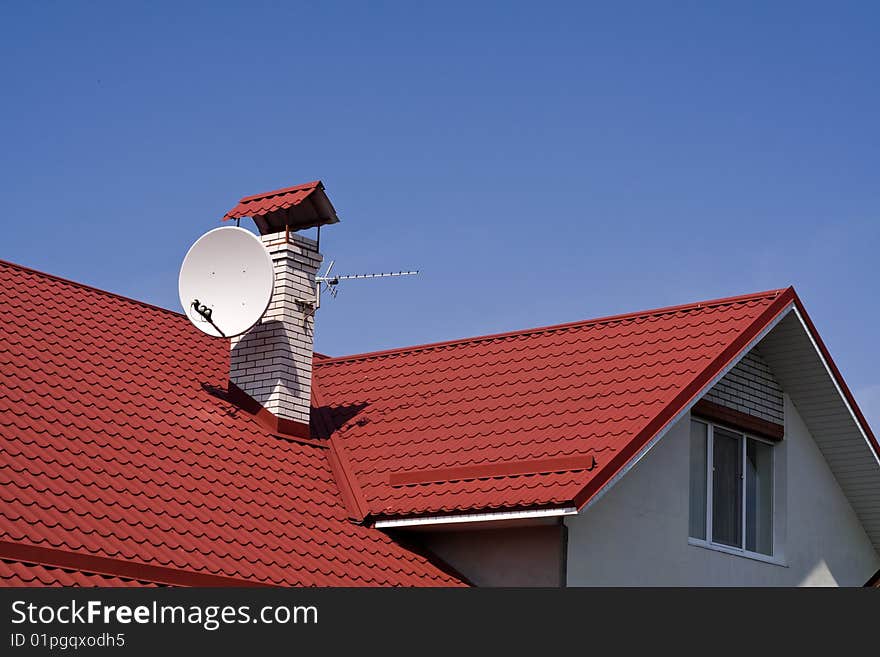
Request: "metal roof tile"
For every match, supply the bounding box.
[0,259,463,587]
[314,288,795,518]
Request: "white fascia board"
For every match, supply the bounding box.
[791,307,880,468]
[373,506,578,529]
[581,302,796,513]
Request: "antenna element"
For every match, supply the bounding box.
[315,261,419,304]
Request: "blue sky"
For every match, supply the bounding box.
[1,2,878,428]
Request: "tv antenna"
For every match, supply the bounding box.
[315,260,419,307]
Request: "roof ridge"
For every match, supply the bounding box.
[238,180,321,202]
[315,287,792,366]
[0,257,186,320]
[0,257,792,372]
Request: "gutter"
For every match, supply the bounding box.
[373,506,579,529]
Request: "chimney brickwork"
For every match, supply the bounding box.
[229,232,321,428]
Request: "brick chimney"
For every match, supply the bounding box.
[222,181,339,438]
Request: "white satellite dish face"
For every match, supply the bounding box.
[178,226,274,338]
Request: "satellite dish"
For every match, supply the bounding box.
[178,226,274,338]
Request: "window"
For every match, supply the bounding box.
[689,419,774,557]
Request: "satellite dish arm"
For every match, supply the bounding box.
[191,300,227,338]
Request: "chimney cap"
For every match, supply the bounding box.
[222,180,340,234]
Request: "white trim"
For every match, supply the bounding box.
[741,428,747,551]
[582,303,795,513]
[373,506,579,529]
[791,307,880,468]
[706,423,714,542]
[687,537,787,567]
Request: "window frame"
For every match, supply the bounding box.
[689,418,780,564]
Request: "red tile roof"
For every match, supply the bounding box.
[0,260,464,587]
[313,289,796,519]
[4,253,832,584]
[223,180,322,220]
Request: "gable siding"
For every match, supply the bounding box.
[564,396,879,586]
[703,347,784,425]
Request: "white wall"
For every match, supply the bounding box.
[565,396,880,586]
[412,524,565,587]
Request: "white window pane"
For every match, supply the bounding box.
[746,439,773,555]
[712,428,743,548]
[689,421,707,540]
